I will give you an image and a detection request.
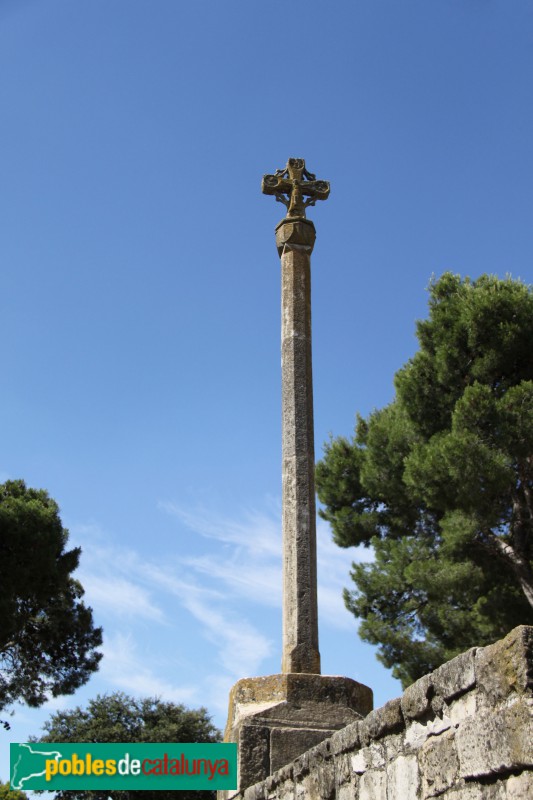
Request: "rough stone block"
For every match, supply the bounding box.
[365,697,404,740]
[382,731,404,762]
[300,763,335,800]
[419,729,459,797]
[359,768,386,800]
[295,782,307,800]
[330,721,361,756]
[456,701,533,779]
[314,737,333,761]
[448,690,477,726]
[276,763,293,785]
[336,782,355,800]
[401,674,433,721]
[505,771,533,798]
[404,714,453,750]
[334,752,351,787]
[243,783,267,800]
[358,717,372,747]
[351,742,385,775]
[271,727,332,774]
[386,754,420,800]
[351,749,367,775]
[278,776,295,800]
[317,762,335,800]
[438,784,504,800]
[431,649,477,701]
[292,750,310,781]
[239,726,270,792]
[474,626,533,704]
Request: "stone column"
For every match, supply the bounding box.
[276,218,320,675]
[219,162,373,798]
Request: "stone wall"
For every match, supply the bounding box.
[228,626,533,800]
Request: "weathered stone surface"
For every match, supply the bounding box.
[438,784,504,800]
[419,729,459,797]
[275,215,317,257]
[364,697,404,740]
[334,752,352,786]
[336,783,355,800]
[401,674,433,721]
[359,768,386,800]
[504,771,533,798]
[283,673,372,711]
[317,762,335,800]
[382,731,404,762]
[352,742,386,775]
[431,649,477,701]
[292,749,310,781]
[330,721,361,755]
[351,749,367,775]
[243,784,267,800]
[277,773,294,800]
[313,738,333,761]
[279,223,320,676]
[447,690,477,726]
[456,701,533,778]
[386,754,420,800]
[300,762,335,800]
[238,726,270,794]
[404,714,454,750]
[475,625,533,703]
[275,763,293,785]
[270,728,330,774]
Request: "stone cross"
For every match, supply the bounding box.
[262,158,330,219]
[262,158,330,674]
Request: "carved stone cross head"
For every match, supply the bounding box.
[262,158,330,219]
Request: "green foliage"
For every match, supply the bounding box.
[316,273,533,687]
[37,692,221,800]
[0,480,102,711]
[0,781,28,800]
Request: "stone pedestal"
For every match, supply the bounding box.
[220,673,373,798]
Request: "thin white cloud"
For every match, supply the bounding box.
[136,561,274,678]
[159,501,281,558]
[79,573,165,623]
[181,555,282,607]
[100,632,198,704]
[182,596,273,678]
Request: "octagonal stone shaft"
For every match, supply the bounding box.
[277,218,321,675]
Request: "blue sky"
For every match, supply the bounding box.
[2,0,533,782]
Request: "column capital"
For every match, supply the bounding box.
[275,217,316,258]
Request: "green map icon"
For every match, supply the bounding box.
[11,743,63,790]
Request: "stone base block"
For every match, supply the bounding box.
[219,673,373,798]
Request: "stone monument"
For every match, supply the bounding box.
[220,160,373,798]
